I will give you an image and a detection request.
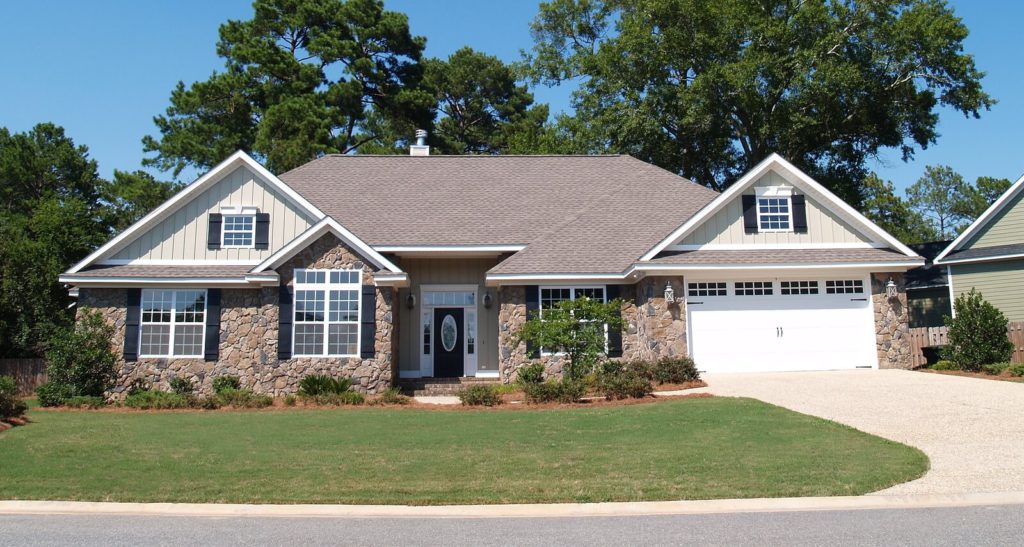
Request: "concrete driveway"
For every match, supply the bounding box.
[696,369,1024,495]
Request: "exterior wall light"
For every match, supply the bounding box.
[406,293,416,310]
[482,292,493,309]
[664,282,675,304]
[886,278,898,300]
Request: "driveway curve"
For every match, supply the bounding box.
[696,370,1024,495]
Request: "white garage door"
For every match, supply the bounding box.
[686,277,876,373]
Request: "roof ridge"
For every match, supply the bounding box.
[317,154,627,158]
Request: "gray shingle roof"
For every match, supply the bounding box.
[646,248,918,265]
[942,242,1024,263]
[71,265,255,278]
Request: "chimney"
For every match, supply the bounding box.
[410,129,429,156]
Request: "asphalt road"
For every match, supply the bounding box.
[2,504,1022,546]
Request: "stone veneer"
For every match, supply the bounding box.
[872,272,913,369]
[78,233,397,398]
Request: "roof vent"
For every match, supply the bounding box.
[410,129,429,156]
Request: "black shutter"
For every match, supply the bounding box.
[792,194,808,233]
[207,213,222,249]
[524,285,539,359]
[742,195,758,234]
[605,285,623,358]
[124,288,141,361]
[254,213,270,249]
[360,285,376,359]
[278,285,293,360]
[204,289,221,362]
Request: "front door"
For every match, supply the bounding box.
[432,308,464,377]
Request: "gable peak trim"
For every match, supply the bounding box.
[934,171,1024,264]
[250,217,403,275]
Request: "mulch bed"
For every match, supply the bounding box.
[919,368,1024,383]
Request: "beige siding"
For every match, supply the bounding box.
[965,189,1024,249]
[681,171,872,246]
[951,260,1024,321]
[109,165,317,262]
[396,258,500,373]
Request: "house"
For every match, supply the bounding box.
[59,145,924,395]
[935,172,1024,321]
[905,241,953,328]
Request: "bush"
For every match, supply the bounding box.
[982,363,1011,375]
[284,394,297,407]
[650,357,701,384]
[596,362,653,400]
[0,375,28,420]
[522,379,586,404]
[306,391,365,406]
[930,360,960,371]
[169,376,196,396]
[212,375,241,394]
[374,387,410,405]
[41,310,118,404]
[943,289,1014,371]
[1009,364,1024,378]
[298,374,352,396]
[64,395,106,409]
[124,390,193,410]
[515,296,624,381]
[36,381,75,407]
[215,388,273,408]
[458,384,503,406]
[126,378,152,396]
[515,363,545,385]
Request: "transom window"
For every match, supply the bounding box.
[757,197,792,231]
[688,282,727,297]
[222,214,255,247]
[292,268,361,357]
[735,281,773,296]
[826,279,864,294]
[780,280,819,295]
[140,290,206,357]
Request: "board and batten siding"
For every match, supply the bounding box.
[681,171,872,246]
[110,165,317,262]
[950,259,1024,321]
[963,189,1024,249]
[396,257,501,374]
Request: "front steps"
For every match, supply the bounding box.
[397,377,501,397]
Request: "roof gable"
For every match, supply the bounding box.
[250,217,402,275]
[935,172,1024,264]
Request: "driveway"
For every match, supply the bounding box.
[696,369,1024,495]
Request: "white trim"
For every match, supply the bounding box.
[290,268,362,358]
[58,275,266,287]
[934,252,1024,266]
[754,193,794,233]
[754,185,793,197]
[668,242,883,251]
[641,154,919,260]
[220,212,257,249]
[66,151,325,274]
[372,273,410,287]
[947,265,957,318]
[97,259,262,266]
[250,217,403,275]
[220,205,258,215]
[138,289,208,359]
[418,284,480,378]
[935,171,1024,264]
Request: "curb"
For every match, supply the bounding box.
[2,492,1024,519]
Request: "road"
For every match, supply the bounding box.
[2,504,1022,546]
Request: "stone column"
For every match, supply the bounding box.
[497,285,527,382]
[872,272,912,369]
[623,276,688,361]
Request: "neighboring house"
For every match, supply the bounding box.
[935,173,1024,321]
[905,241,953,328]
[60,146,924,395]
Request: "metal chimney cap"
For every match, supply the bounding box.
[414,129,428,139]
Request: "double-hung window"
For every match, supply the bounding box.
[756,186,793,232]
[292,269,361,357]
[221,207,257,248]
[139,290,207,357]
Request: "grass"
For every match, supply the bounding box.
[0,397,927,504]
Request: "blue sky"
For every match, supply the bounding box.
[1,0,1020,192]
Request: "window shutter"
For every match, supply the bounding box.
[605,285,623,358]
[254,213,270,249]
[742,195,758,234]
[524,285,539,359]
[360,285,376,359]
[124,288,141,362]
[278,285,293,360]
[207,213,223,249]
[204,289,221,362]
[791,195,808,233]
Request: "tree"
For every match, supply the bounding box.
[525,0,993,203]
[143,0,433,176]
[943,288,1013,371]
[515,297,623,381]
[0,123,105,210]
[860,173,937,243]
[953,175,1011,222]
[103,170,184,231]
[906,164,972,239]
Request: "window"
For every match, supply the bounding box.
[826,279,864,294]
[780,280,818,295]
[539,287,606,316]
[467,311,476,355]
[140,290,206,357]
[757,197,791,231]
[735,281,773,296]
[422,312,431,356]
[222,214,255,247]
[687,282,727,297]
[292,268,361,356]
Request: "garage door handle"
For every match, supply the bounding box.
[688,301,703,305]
[780,326,784,337]
[850,298,868,301]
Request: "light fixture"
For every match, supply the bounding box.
[482,292,493,309]
[664,282,675,304]
[406,293,416,310]
[886,278,898,300]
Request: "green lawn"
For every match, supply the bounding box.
[0,398,927,504]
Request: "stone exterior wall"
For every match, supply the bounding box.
[78,233,397,398]
[872,272,913,369]
[622,277,688,361]
[495,285,567,382]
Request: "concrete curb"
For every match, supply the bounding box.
[2,492,1024,519]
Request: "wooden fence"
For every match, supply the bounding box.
[0,358,47,395]
[909,321,1024,368]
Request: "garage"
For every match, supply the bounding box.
[686,276,877,373]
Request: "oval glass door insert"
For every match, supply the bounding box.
[441,314,458,352]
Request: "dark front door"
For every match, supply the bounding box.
[433,308,464,377]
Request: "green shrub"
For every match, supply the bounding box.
[126,378,152,396]
[306,391,365,406]
[375,387,410,405]
[930,360,960,371]
[596,362,653,400]
[515,296,624,381]
[522,379,586,404]
[0,375,28,420]
[943,289,1014,371]
[36,381,75,407]
[64,395,106,409]
[196,396,221,410]
[458,384,503,406]
[215,388,273,408]
[982,363,1011,375]
[650,357,701,384]
[284,394,297,407]
[212,375,241,394]
[298,374,352,396]
[169,376,196,396]
[42,310,118,403]
[124,390,192,410]
[1009,364,1024,378]
[515,363,545,385]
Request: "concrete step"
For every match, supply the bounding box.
[398,377,501,396]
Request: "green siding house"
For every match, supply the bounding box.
[935,174,1024,321]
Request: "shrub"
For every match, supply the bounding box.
[522,379,586,404]
[41,310,118,404]
[169,376,196,396]
[943,289,1013,371]
[1009,364,1024,378]
[284,394,297,407]
[306,391,365,406]
[515,363,545,385]
[515,296,624,381]
[930,360,960,371]
[124,390,192,410]
[36,381,75,407]
[596,362,653,400]
[650,357,701,384]
[215,388,273,408]
[196,396,221,410]
[64,395,106,409]
[982,363,1011,375]
[298,374,352,396]
[0,375,28,420]
[375,387,410,405]
[212,375,241,394]
[458,384,503,406]
[126,378,152,396]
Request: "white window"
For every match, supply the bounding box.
[688,282,727,297]
[826,279,864,294]
[139,290,207,357]
[755,186,793,232]
[539,287,606,317]
[222,214,256,247]
[734,281,773,296]
[780,280,819,295]
[292,268,361,357]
